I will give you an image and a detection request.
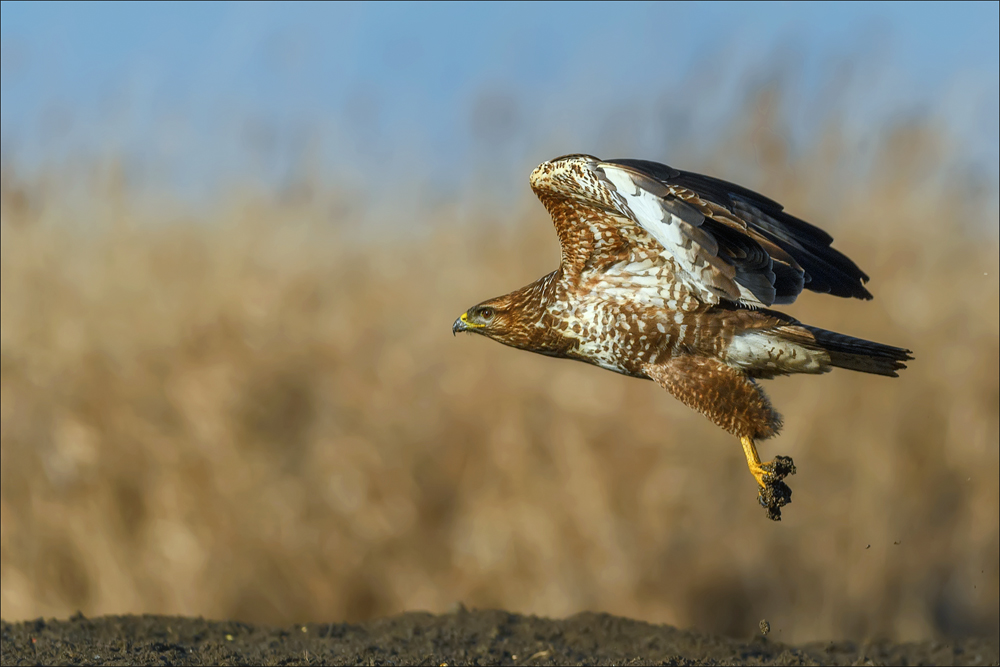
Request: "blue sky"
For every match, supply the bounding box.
[1,2,998,206]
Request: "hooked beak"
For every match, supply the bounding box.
[452,312,470,336]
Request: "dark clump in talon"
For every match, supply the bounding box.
[758,455,796,521]
[770,456,796,478]
[758,480,793,520]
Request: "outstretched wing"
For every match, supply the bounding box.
[606,158,872,302]
[529,154,872,309]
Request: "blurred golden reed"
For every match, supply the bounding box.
[1,111,998,643]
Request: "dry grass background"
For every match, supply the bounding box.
[1,110,998,643]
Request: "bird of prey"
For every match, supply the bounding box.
[453,154,912,520]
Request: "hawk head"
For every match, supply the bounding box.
[452,272,561,353]
[452,297,516,341]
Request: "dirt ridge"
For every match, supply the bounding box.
[2,610,998,666]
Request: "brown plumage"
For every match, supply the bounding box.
[453,154,912,520]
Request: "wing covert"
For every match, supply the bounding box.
[607,158,873,301]
[531,155,751,307]
[529,155,873,310]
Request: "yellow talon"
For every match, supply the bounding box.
[741,435,766,487]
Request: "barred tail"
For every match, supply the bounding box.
[800,326,913,377]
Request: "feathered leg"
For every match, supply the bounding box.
[643,356,796,520]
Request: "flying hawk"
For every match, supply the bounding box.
[453,155,912,520]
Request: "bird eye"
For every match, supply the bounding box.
[479,307,494,320]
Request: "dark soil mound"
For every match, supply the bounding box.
[2,610,997,666]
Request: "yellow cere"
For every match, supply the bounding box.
[461,311,486,328]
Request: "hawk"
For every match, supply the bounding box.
[453,155,912,520]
